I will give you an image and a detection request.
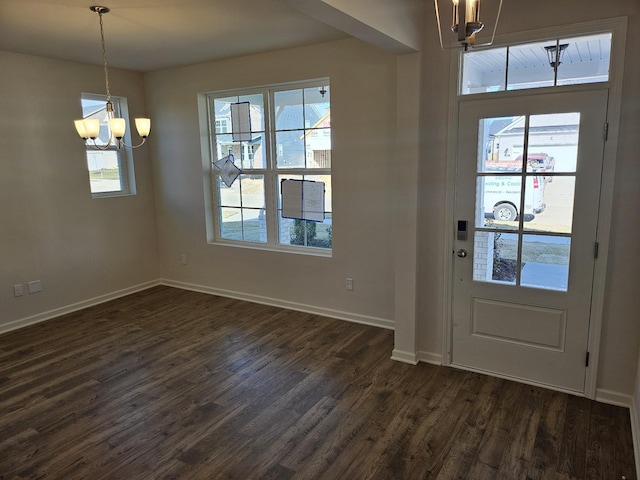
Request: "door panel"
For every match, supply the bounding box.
[452,90,608,393]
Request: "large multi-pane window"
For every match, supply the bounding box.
[79,93,135,196]
[204,80,332,253]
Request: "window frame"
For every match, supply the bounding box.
[458,30,616,97]
[80,92,137,198]
[200,79,332,255]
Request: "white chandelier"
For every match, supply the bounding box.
[74,6,150,149]
[434,0,504,50]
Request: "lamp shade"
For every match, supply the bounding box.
[75,119,101,139]
[135,118,151,138]
[108,118,126,139]
[74,120,89,139]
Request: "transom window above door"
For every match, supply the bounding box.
[460,33,612,95]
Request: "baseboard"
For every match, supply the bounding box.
[595,388,633,408]
[417,350,443,366]
[0,280,161,335]
[391,350,443,366]
[160,279,395,331]
[391,349,418,365]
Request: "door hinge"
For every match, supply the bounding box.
[603,122,609,141]
[586,351,590,367]
[594,241,599,259]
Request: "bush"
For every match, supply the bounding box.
[291,219,316,246]
[492,232,518,281]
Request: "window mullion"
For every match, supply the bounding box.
[263,88,279,246]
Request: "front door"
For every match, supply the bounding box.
[451,89,608,393]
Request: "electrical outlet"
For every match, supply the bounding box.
[13,284,24,297]
[346,278,353,291]
[181,254,187,265]
[28,280,42,294]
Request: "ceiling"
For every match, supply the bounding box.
[0,0,351,72]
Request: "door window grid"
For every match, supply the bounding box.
[473,112,579,291]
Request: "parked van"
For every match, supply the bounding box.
[483,174,546,221]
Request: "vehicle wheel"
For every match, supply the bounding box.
[493,203,517,221]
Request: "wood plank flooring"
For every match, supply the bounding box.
[0,285,635,479]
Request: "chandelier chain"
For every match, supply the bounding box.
[75,6,150,149]
[97,10,111,102]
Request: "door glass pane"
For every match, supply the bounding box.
[473,231,518,285]
[478,116,525,173]
[525,176,575,234]
[520,235,570,291]
[526,113,580,173]
[478,175,521,229]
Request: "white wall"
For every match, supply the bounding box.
[145,38,398,325]
[0,51,160,331]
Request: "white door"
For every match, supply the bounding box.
[451,89,608,393]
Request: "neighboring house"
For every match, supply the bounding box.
[489,113,580,170]
[304,110,331,168]
[213,101,330,170]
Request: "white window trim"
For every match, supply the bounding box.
[198,79,332,256]
[81,92,137,198]
[441,17,628,401]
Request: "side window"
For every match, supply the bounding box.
[79,93,136,196]
[204,80,332,253]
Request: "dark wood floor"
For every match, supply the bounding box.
[0,286,635,479]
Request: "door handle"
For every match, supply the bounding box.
[457,249,468,258]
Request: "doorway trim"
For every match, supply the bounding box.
[442,17,628,401]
